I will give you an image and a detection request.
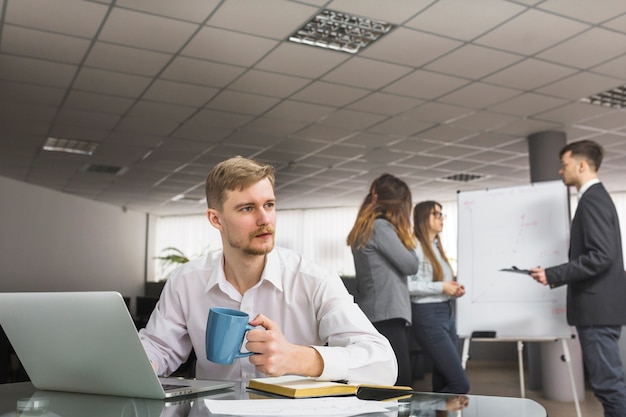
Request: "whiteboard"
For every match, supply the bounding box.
[456,181,573,339]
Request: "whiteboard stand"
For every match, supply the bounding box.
[461,337,582,417]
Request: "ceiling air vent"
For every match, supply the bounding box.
[439,173,486,183]
[288,9,394,54]
[580,84,626,109]
[81,163,127,175]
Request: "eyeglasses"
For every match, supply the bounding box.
[431,211,446,219]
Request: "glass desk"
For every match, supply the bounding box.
[0,382,547,417]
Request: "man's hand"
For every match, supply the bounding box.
[246,314,323,377]
[530,268,548,285]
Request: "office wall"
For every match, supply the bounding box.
[0,175,146,302]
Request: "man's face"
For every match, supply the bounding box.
[559,150,581,187]
[209,177,276,256]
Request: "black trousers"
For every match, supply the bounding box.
[373,318,412,386]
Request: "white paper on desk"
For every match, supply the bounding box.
[202,397,391,416]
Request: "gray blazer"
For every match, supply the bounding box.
[351,218,419,324]
[546,183,626,326]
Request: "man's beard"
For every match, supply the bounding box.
[228,227,275,256]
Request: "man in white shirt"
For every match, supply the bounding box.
[139,156,397,385]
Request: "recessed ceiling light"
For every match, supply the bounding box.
[580,84,626,109]
[289,9,394,54]
[439,173,486,183]
[43,137,98,155]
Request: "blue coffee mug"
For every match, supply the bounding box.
[206,307,255,364]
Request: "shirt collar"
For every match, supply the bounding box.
[578,178,600,199]
[205,249,283,294]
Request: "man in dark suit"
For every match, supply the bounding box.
[530,139,626,417]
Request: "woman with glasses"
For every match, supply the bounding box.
[409,201,469,393]
[347,174,419,386]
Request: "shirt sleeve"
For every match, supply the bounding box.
[307,270,398,385]
[138,275,193,376]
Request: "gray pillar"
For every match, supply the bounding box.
[527,131,566,183]
[526,131,567,390]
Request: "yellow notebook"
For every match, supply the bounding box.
[247,376,413,399]
[248,376,356,398]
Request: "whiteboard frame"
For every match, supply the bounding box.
[456,181,573,340]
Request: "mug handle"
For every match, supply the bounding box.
[234,324,256,359]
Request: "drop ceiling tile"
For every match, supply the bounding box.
[271,138,327,155]
[404,102,472,124]
[73,68,152,97]
[48,125,109,141]
[465,149,516,163]
[182,26,278,66]
[424,44,523,79]
[438,82,520,109]
[242,117,307,136]
[421,144,476,158]
[341,131,397,148]
[536,72,623,100]
[413,125,476,142]
[327,0,432,24]
[591,55,626,79]
[291,125,355,142]
[0,55,77,88]
[317,109,388,131]
[0,81,65,107]
[255,43,350,79]
[116,0,220,23]
[3,102,57,124]
[208,0,317,39]
[387,138,439,154]
[115,115,181,135]
[264,100,335,124]
[5,0,108,37]
[229,70,311,98]
[99,8,198,53]
[396,154,447,168]
[538,0,626,24]
[405,0,525,40]
[290,82,370,107]
[128,101,198,121]
[322,57,413,90]
[491,118,561,137]
[206,90,280,115]
[383,70,470,100]
[143,80,219,107]
[576,112,626,131]
[226,130,284,148]
[487,93,568,117]
[368,116,435,136]
[360,28,462,68]
[316,144,365,158]
[475,9,589,55]
[85,42,172,76]
[347,93,423,116]
[483,58,578,91]
[2,25,90,64]
[161,56,246,87]
[457,133,521,149]
[534,102,614,125]
[450,111,518,131]
[603,13,626,32]
[537,28,626,69]
[55,109,120,129]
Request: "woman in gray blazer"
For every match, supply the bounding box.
[347,173,419,386]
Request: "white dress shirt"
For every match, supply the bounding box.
[139,246,397,385]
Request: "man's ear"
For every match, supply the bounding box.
[207,209,222,229]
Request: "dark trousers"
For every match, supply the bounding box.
[411,301,469,394]
[373,318,412,386]
[577,325,626,417]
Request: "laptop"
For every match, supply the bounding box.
[0,291,234,399]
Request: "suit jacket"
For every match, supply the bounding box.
[546,182,626,326]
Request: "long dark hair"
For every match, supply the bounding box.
[413,201,452,282]
[347,173,415,250]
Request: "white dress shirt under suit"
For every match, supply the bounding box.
[139,246,397,385]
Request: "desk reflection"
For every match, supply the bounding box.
[0,383,546,417]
